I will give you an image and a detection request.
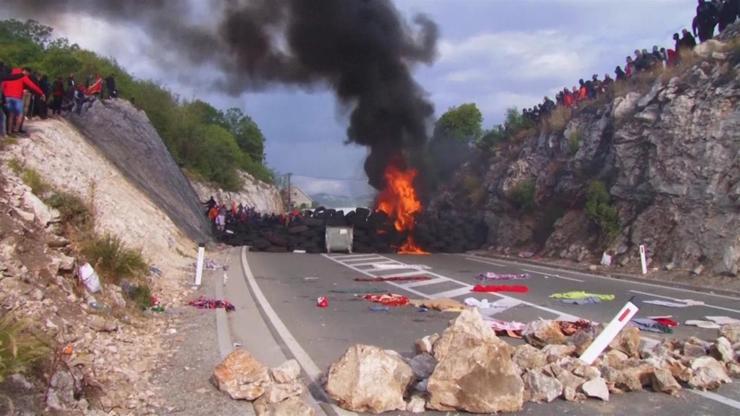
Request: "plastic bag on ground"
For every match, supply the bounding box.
[78,263,102,293]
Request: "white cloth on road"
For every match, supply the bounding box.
[642,299,705,307]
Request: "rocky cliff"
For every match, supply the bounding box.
[433,30,739,276]
[191,170,284,214]
[69,99,212,242]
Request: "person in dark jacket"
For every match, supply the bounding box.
[681,28,698,51]
[693,0,719,42]
[718,0,739,31]
[51,76,65,115]
[615,65,627,81]
[105,74,117,99]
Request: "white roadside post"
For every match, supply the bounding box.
[194,243,205,287]
[639,244,648,275]
[579,301,639,365]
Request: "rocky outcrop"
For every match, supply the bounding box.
[324,344,414,413]
[433,28,740,276]
[69,99,211,241]
[191,170,284,214]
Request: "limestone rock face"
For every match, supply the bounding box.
[430,34,740,276]
[212,349,271,401]
[427,309,524,413]
[325,344,414,413]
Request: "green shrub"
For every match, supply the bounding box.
[6,158,23,175]
[128,284,153,310]
[20,168,50,196]
[509,179,536,212]
[0,314,49,382]
[44,191,91,228]
[585,181,620,242]
[82,234,148,284]
[568,131,582,156]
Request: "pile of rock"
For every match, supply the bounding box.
[324,309,738,413]
[212,349,316,415]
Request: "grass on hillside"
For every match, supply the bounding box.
[81,234,149,285]
[0,314,49,383]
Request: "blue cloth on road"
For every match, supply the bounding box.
[631,318,673,333]
[559,296,602,305]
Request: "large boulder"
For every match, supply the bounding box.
[522,370,563,403]
[427,309,524,413]
[211,349,271,400]
[523,320,565,348]
[512,344,548,371]
[325,344,414,413]
[254,396,315,416]
[689,356,732,390]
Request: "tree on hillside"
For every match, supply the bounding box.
[427,103,482,186]
[432,103,483,143]
[221,108,266,164]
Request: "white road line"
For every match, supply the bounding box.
[401,277,450,288]
[241,248,355,416]
[465,254,740,301]
[330,254,381,260]
[349,260,402,267]
[464,256,507,267]
[433,286,475,299]
[522,268,585,283]
[324,254,578,321]
[629,290,740,314]
[689,390,740,411]
[326,253,740,412]
[376,270,429,278]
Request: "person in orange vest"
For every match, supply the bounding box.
[2,68,45,136]
[577,79,588,102]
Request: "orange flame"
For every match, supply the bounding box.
[375,164,428,254]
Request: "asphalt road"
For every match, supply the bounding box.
[227,248,740,416]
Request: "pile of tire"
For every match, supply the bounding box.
[217,207,487,254]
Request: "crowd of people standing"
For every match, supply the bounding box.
[522,0,738,123]
[1,61,118,138]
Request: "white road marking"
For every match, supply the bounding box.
[401,277,449,288]
[522,268,585,283]
[688,390,740,411]
[240,248,355,416]
[330,254,382,260]
[629,290,740,315]
[433,286,476,299]
[376,270,429,278]
[349,260,402,267]
[465,254,740,301]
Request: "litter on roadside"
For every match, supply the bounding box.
[646,316,679,327]
[316,296,329,308]
[303,276,319,281]
[549,291,614,301]
[78,263,102,294]
[558,320,593,335]
[354,276,432,282]
[362,293,409,306]
[372,264,430,270]
[630,318,673,333]
[485,319,526,338]
[475,272,529,281]
[463,297,518,316]
[188,296,235,312]
[641,299,704,307]
[684,320,721,329]
[194,258,228,271]
[369,305,390,312]
[149,266,162,277]
[409,298,465,312]
[472,284,529,293]
[558,296,603,305]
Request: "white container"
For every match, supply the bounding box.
[325,226,353,253]
[79,263,102,293]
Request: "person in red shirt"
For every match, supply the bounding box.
[2,68,45,136]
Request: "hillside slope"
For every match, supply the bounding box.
[434,33,739,277]
[69,99,213,242]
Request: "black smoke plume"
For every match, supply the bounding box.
[3,0,438,189]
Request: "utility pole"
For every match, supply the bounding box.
[286,172,292,212]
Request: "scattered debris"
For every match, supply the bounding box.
[362,293,409,306]
[581,377,609,401]
[472,284,529,293]
[369,305,390,312]
[212,349,271,400]
[316,297,329,308]
[464,297,517,315]
[188,296,236,312]
[549,291,614,302]
[409,298,464,312]
[631,318,674,333]
[303,276,319,281]
[685,320,721,329]
[475,272,529,281]
[78,263,102,293]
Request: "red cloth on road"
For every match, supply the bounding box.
[362,293,410,306]
[652,317,679,328]
[472,284,529,293]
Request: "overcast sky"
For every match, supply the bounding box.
[2,0,695,196]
